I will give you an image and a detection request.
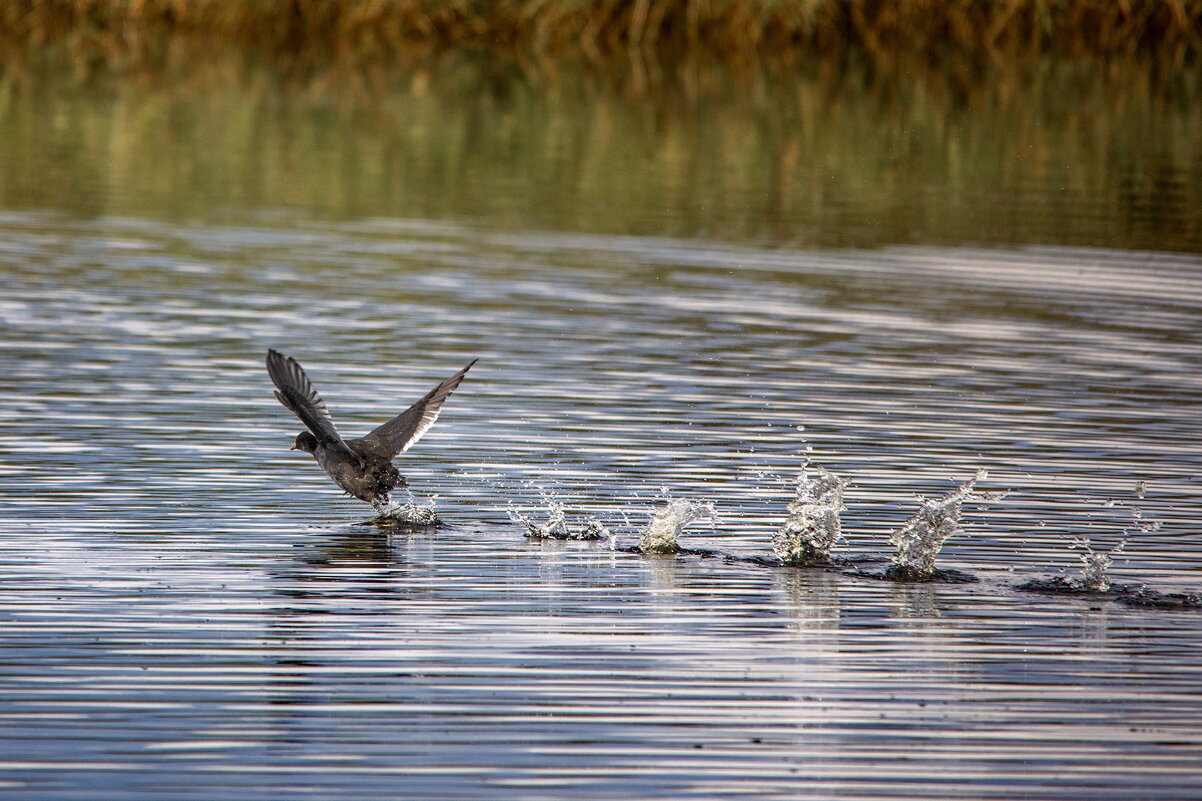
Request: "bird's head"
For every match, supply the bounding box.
[289,431,318,454]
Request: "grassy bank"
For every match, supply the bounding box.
[4,0,1200,72]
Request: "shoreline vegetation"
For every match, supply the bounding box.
[4,0,1200,76]
[1,2,1199,251]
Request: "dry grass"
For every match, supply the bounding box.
[3,0,1200,72]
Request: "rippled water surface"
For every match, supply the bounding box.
[2,44,1202,800]
[2,208,1201,799]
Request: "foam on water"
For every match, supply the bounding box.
[638,498,720,554]
[887,469,994,580]
[771,461,849,566]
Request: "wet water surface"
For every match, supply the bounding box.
[1,209,1201,799]
[2,40,1202,801]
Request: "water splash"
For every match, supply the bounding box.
[771,461,849,566]
[1073,537,1126,592]
[638,499,719,554]
[509,493,569,538]
[366,492,439,526]
[508,489,609,541]
[1018,537,1129,596]
[1068,481,1157,591]
[578,519,611,540]
[1019,481,1162,597]
[887,469,993,580]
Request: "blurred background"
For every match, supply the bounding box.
[2,0,1200,249]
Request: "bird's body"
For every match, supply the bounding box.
[303,432,404,504]
[266,349,476,512]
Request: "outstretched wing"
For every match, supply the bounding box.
[266,349,357,457]
[351,360,477,461]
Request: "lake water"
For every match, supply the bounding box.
[1,56,1201,800]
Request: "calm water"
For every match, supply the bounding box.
[1,57,1202,800]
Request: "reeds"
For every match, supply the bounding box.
[4,0,1200,70]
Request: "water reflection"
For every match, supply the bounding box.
[0,55,1199,250]
[0,205,1201,797]
[888,582,943,620]
[775,570,842,629]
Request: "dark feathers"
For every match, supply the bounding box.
[265,349,476,506]
[266,349,360,463]
[353,360,477,461]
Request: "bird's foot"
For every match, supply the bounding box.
[368,497,400,519]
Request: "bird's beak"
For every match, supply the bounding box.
[289,443,298,450]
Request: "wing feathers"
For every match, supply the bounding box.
[266,348,349,449]
[352,360,477,460]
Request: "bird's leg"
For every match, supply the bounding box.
[369,499,387,518]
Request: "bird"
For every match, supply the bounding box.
[266,348,476,514]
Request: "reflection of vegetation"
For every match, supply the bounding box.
[0,51,1198,250]
[3,0,1200,70]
